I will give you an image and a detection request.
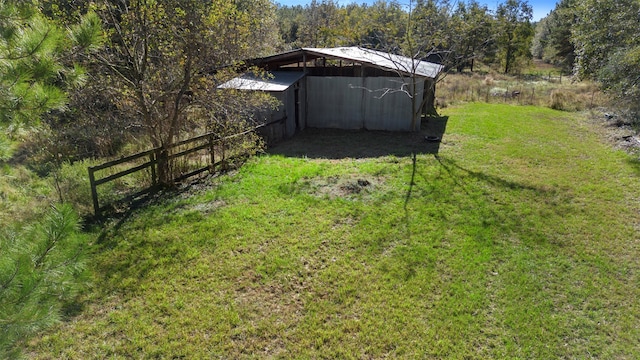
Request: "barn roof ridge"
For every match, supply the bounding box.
[249,46,443,79]
[300,46,443,79]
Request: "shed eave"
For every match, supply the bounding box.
[218,71,305,92]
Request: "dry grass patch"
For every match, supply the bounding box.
[438,71,607,111]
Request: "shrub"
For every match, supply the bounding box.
[549,90,582,111]
[483,76,495,86]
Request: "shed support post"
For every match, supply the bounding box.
[303,53,307,74]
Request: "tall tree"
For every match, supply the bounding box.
[407,0,454,58]
[494,0,533,74]
[297,0,341,47]
[530,13,549,59]
[531,0,576,72]
[572,0,639,79]
[546,0,576,72]
[352,0,407,49]
[573,0,640,116]
[451,0,494,72]
[95,0,278,184]
[276,4,305,48]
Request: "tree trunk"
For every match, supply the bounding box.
[156,147,172,187]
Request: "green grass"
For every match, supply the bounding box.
[0,164,54,228]
[26,103,640,358]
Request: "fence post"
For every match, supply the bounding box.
[88,167,100,216]
[209,134,215,171]
[149,152,157,186]
[155,147,169,185]
[531,87,535,105]
[221,136,226,171]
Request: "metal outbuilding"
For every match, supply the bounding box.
[218,47,444,141]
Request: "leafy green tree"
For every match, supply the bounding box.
[96,0,278,185]
[531,0,576,72]
[276,4,305,48]
[494,0,534,74]
[366,0,407,48]
[408,0,454,58]
[572,0,640,79]
[546,0,576,71]
[344,1,407,49]
[0,204,86,358]
[530,14,550,59]
[297,0,341,47]
[451,0,494,72]
[573,0,640,116]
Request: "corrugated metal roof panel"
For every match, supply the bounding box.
[218,71,304,91]
[302,47,444,79]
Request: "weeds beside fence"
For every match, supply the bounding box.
[88,128,259,216]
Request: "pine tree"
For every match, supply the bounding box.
[0,204,86,358]
[0,2,100,357]
[0,0,102,128]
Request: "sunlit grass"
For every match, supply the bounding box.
[26,103,640,358]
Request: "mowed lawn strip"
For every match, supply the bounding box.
[27,103,640,358]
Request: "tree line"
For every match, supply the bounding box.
[532,0,640,118]
[275,0,534,75]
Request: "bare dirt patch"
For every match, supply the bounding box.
[300,174,383,200]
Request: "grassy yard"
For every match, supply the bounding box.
[27,103,640,358]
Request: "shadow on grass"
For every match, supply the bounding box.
[90,177,227,295]
[268,116,448,159]
[625,158,640,176]
[422,154,576,246]
[434,155,547,193]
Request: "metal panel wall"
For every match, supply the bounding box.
[284,86,296,137]
[363,77,419,131]
[307,77,364,130]
[306,76,422,131]
[299,77,306,131]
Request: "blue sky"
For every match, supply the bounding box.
[275,0,558,22]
